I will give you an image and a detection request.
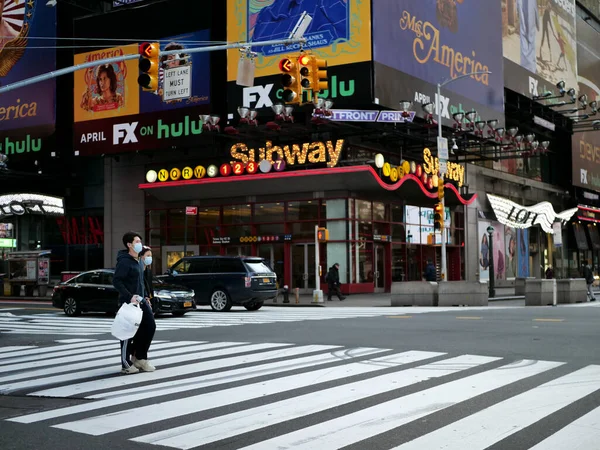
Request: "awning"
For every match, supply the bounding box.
[139,165,477,206]
[577,204,600,223]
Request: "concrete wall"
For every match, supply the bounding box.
[103,156,146,268]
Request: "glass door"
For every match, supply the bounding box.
[291,244,315,294]
[259,244,285,287]
[374,244,385,292]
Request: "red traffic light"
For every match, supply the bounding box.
[279,58,293,72]
[298,54,311,66]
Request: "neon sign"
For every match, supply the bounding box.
[0,194,65,219]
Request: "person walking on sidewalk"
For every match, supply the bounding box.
[583,260,596,301]
[326,263,345,301]
[112,231,147,375]
[131,246,157,372]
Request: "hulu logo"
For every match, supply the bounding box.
[157,115,203,139]
[300,75,355,102]
[0,135,41,154]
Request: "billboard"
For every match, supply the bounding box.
[0,0,55,134]
[503,0,577,97]
[373,0,504,127]
[74,30,210,123]
[73,30,210,154]
[572,14,600,192]
[226,0,372,82]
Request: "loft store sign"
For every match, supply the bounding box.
[422,148,465,187]
[230,139,345,168]
[487,194,577,234]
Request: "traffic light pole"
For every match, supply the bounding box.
[436,70,490,282]
[0,37,307,95]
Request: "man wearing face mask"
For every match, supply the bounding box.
[113,231,147,374]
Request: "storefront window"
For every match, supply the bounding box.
[148,210,167,229]
[391,224,406,242]
[254,202,284,223]
[197,226,220,245]
[373,202,387,221]
[222,204,251,225]
[255,223,285,235]
[290,222,317,239]
[199,206,220,226]
[391,245,407,282]
[169,222,196,245]
[221,225,253,238]
[358,242,373,283]
[358,221,372,240]
[356,200,372,221]
[391,203,404,223]
[287,200,319,221]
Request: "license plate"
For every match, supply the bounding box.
[263,278,270,283]
[183,301,192,307]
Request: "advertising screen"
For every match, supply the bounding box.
[503,0,577,98]
[226,0,372,81]
[373,0,505,127]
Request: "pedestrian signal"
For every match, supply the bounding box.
[317,227,329,242]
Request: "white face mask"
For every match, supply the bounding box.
[144,256,153,266]
[132,242,143,253]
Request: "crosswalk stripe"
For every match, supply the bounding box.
[0,342,287,394]
[0,339,116,360]
[12,345,375,423]
[132,354,493,448]
[237,359,564,450]
[0,341,201,374]
[528,404,600,450]
[51,350,447,436]
[0,345,36,353]
[0,341,231,384]
[30,344,347,399]
[391,365,600,449]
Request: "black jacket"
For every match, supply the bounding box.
[326,266,340,285]
[113,250,144,305]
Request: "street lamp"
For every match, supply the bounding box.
[487,225,495,298]
[437,70,491,282]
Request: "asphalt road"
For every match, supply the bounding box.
[0,301,599,450]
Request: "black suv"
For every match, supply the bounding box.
[158,256,277,312]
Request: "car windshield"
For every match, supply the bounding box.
[245,260,273,273]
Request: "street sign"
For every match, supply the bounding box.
[437,136,449,161]
[163,66,192,101]
[185,206,198,216]
[439,160,448,174]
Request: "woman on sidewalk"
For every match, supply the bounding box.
[131,246,157,372]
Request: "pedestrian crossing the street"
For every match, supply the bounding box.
[0,306,519,336]
[2,339,600,449]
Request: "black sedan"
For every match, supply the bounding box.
[52,269,196,317]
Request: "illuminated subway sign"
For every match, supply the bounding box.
[422,148,465,187]
[0,194,65,219]
[230,139,345,168]
[487,194,577,234]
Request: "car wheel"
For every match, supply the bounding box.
[63,297,80,316]
[172,311,185,317]
[210,289,232,312]
[244,301,264,311]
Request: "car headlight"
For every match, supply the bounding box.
[154,290,172,299]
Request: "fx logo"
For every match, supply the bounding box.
[242,84,274,109]
[113,122,139,145]
[529,76,539,97]
[434,93,450,119]
[581,168,588,185]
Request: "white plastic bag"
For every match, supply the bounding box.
[111,302,143,340]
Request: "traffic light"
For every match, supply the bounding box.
[438,177,445,200]
[138,42,160,91]
[279,56,301,104]
[433,203,444,232]
[310,56,328,97]
[298,53,313,99]
[317,227,329,242]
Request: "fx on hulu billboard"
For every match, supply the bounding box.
[226,0,372,82]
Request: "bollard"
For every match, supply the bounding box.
[552,278,557,307]
[282,285,289,303]
[294,287,300,304]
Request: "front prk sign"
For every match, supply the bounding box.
[487,194,577,234]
